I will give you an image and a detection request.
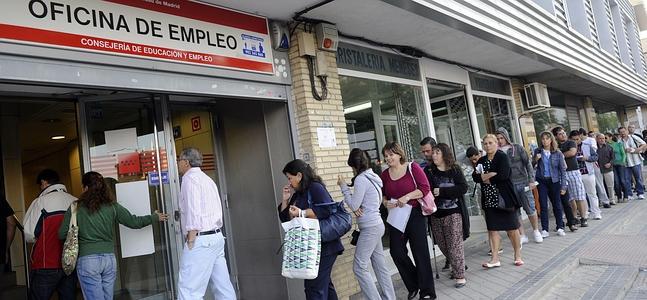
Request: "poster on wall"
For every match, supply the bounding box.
[0,0,274,74]
[115,180,155,258]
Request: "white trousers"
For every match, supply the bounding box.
[593,167,610,205]
[178,232,236,300]
[581,174,601,217]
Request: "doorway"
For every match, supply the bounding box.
[168,97,294,300]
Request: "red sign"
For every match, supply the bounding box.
[191,116,201,132]
[0,0,274,74]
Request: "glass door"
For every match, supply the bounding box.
[79,95,177,300]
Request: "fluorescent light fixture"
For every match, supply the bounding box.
[51,135,66,140]
[344,102,372,114]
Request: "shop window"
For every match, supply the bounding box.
[532,107,571,139]
[474,96,516,142]
[597,111,620,133]
[341,76,428,165]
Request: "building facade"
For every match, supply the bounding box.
[2,0,646,299]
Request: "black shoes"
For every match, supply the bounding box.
[580,218,588,227]
[568,224,578,232]
[442,261,450,271]
[603,204,611,208]
[407,290,418,300]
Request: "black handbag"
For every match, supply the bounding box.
[350,229,360,246]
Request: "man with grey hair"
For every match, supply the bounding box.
[176,148,235,300]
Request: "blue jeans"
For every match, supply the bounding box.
[626,164,644,196]
[537,178,564,231]
[76,254,116,300]
[614,165,632,199]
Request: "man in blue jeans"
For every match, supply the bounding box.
[618,127,646,199]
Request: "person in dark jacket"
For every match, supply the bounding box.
[495,127,542,244]
[473,134,523,268]
[278,159,343,300]
[596,133,616,206]
[425,143,468,288]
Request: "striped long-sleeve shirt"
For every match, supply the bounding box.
[179,167,223,236]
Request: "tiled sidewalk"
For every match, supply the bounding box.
[351,198,647,299]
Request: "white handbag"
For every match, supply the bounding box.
[280,211,321,279]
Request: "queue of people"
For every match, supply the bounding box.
[16,123,645,300]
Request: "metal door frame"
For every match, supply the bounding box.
[78,94,179,299]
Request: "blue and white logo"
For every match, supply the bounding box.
[242,34,266,58]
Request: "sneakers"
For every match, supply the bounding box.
[556,229,566,236]
[639,195,645,200]
[592,214,602,220]
[520,235,529,244]
[541,230,549,238]
[533,230,543,243]
[580,218,589,227]
[622,198,628,203]
[603,203,611,208]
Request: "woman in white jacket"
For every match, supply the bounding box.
[338,148,396,300]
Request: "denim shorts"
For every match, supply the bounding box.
[514,183,537,216]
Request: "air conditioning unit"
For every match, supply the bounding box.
[523,83,551,110]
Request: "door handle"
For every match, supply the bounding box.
[174,210,181,221]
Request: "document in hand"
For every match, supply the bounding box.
[386,200,412,233]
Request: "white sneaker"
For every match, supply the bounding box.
[639,195,645,199]
[557,229,566,236]
[541,230,549,238]
[520,235,529,244]
[533,230,543,243]
[593,214,602,220]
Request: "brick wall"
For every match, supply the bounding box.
[288,26,360,299]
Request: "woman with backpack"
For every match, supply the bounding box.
[338,148,395,300]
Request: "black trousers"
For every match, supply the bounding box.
[29,268,77,300]
[560,192,577,226]
[388,206,436,298]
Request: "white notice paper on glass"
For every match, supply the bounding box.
[386,201,412,233]
[105,128,138,154]
[115,181,155,258]
[317,127,337,148]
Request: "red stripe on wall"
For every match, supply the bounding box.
[0,24,274,73]
[103,0,269,34]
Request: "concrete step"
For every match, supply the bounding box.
[534,259,639,300]
[625,268,647,299]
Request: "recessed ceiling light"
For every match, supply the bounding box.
[51,135,66,140]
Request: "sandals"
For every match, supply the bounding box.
[455,278,467,288]
[482,261,501,268]
[514,259,525,266]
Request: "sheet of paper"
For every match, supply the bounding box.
[115,181,155,258]
[386,201,412,233]
[105,128,138,154]
[317,127,337,148]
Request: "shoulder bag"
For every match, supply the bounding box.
[61,202,79,275]
[408,162,437,215]
[308,192,351,242]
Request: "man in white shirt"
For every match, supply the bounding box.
[176,148,236,300]
[619,127,646,199]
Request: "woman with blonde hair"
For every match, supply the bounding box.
[532,132,570,235]
[473,134,523,268]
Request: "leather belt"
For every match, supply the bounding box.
[197,228,221,236]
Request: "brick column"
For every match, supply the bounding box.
[583,97,599,132]
[288,27,359,299]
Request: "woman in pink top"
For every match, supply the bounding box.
[380,142,436,300]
